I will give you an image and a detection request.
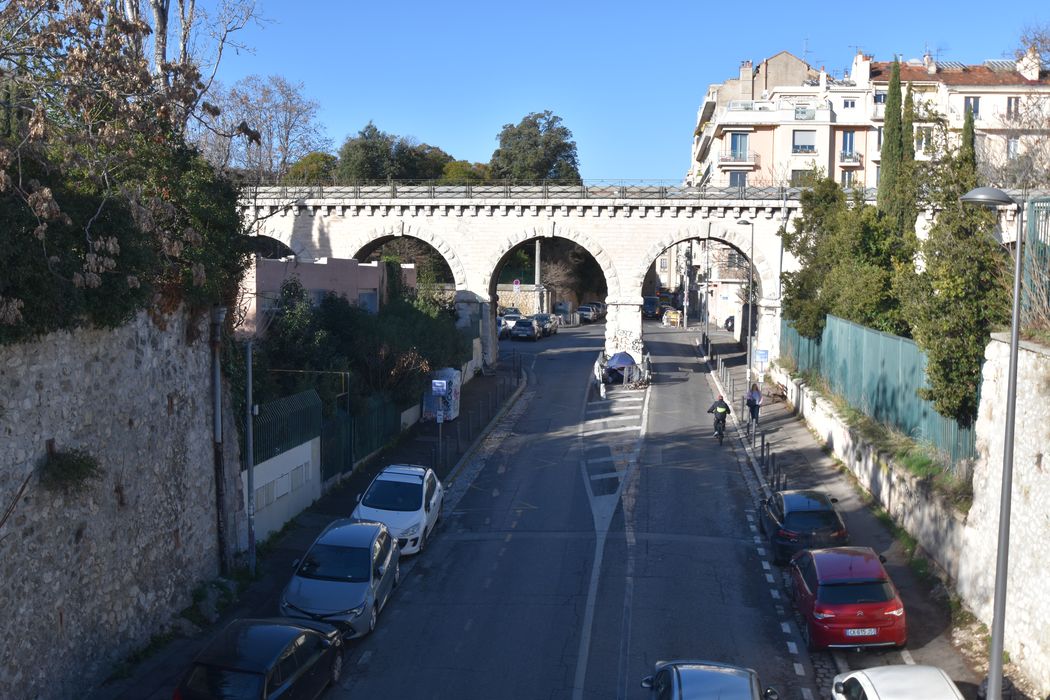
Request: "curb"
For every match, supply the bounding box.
[445,370,528,487]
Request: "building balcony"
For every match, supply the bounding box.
[839,151,863,167]
[872,103,886,121]
[791,146,818,155]
[718,150,760,168]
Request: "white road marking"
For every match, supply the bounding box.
[749,525,757,533]
[757,547,766,556]
[584,455,616,464]
[802,688,815,700]
[781,622,791,633]
[504,533,512,542]
[491,488,500,497]
[770,589,781,600]
[765,573,775,583]
[589,470,625,481]
[762,561,771,571]
[581,425,642,437]
[753,536,762,544]
[357,651,372,665]
[900,648,915,664]
[787,641,798,654]
[794,663,805,676]
[584,414,642,427]
[746,513,755,522]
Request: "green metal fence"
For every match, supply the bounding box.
[781,316,976,468]
[242,390,323,470]
[351,394,403,465]
[1025,197,1050,326]
[321,409,352,481]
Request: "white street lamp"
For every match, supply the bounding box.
[960,185,1025,700]
[737,219,754,384]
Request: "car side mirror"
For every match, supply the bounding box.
[356,493,362,503]
[292,558,300,569]
[830,497,839,504]
[833,681,845,694]
[640,676,654,689]
[764,689,780,700]
[425,501,431,512]
[878,554,887,564]
[375,566,384,580]
[761,498,770,507]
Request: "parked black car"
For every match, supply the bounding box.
[174,618,343,700]
[759,490,849,564]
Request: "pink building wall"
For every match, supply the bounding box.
[239,257,417,336]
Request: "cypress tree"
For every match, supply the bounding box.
[959,106,977,183]
[895,83,918,242]
[877,60,903,215]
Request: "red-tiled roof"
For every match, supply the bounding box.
[871,61,1050,87]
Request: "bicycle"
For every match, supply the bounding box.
[713,414,727,445]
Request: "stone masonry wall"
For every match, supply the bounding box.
[772,333,1050,695]
[0,310,240,699]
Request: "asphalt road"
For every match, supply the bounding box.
[329,322,809,699]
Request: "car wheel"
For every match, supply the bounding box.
[392,559,401,588]
[419,525,429,553]
[329,648,344,686]
[368,604,378,634]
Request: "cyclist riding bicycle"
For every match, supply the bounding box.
[707,394,731,437]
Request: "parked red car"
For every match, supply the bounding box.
[788,547,906,651]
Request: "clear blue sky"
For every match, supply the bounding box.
[210,0,1046,180]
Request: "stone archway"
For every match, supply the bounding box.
[345,222,471,293]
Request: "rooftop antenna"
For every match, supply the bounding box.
[802,37,812,65]
[849,44,863,56]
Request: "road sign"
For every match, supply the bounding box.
[431,379,447,396]
[513,279,521,292]
[756,349,769,363]
[435,409,445,424]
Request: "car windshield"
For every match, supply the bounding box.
[784,510,839,529]
[363,479,422,511]
[818,581,895,604]
[184,664,264,698]
[535,315,549,322]
[297,543,372,582]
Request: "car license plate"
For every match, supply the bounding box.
[846,628,877,637]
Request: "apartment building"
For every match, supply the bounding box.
[688,48,1049,191]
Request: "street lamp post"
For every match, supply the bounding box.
[737,219,754,384]
[960,186,1025,700]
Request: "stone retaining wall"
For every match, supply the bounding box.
[772,332,1050,695]
[0,310,241,699]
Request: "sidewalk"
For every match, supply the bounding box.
[701,327,983,698]
[89,354,525,700]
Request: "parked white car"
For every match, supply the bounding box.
[831,665,963,700]
[352,465,444,555]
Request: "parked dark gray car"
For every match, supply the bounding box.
[759,489,849,564]
[279,519,400,639]
[175,617,343,700]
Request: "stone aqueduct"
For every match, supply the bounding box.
[242,184,806,367]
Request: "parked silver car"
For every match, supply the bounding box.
[280,519,400,639]
[641,660,779,699]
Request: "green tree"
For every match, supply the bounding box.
[781,180,910,339]
[779,178,846,338]
[877,60,903,214]
[489,111,581,182]
[441,160,490,183]
[895,82,918,240]
[286,152,338,183]
[901,107,1010,423]
[336,122,395,180]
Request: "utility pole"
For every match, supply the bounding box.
[210,307,229,576]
